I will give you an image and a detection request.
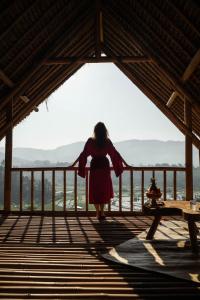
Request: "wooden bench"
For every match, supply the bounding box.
[143,201,200,254]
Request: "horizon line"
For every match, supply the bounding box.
[0,138,185,151]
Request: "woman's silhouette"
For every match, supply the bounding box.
[71,122,129,221]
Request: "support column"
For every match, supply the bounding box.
[4,100,13,211]
[184,100,193,200]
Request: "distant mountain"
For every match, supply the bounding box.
[0,139,199,167]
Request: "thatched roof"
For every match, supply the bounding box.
[0,0,200,148]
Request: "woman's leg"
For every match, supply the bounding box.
[94,204,100,218]
[100,204,105,217]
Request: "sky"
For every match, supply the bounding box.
[7,63,184,149]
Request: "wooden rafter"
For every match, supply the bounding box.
[166,91,181,107]
[1,0,64,75]
[0,70,14,88]
[109,4,200,113]
[149,1,196,52]
[0,0,40,41]
[0,69,38,112]
[0,64,82,141]
[133,1,191,62]
[0,5,93,112]
[103,46,200,149]
[0,0,200,146]
[95,0,102,57]
[166,0,200,40]
[20,96,38,112]
[182,49,200,82]
[167,48,200,107]
[20,18,94,100]
[45,56,151,64]
[99,10,104,43]
[0,44,92,140]
[104,10,174,88]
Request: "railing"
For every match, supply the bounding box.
[9,166,186,214]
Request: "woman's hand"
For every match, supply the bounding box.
[122,158,132,168]
[67,157,79,168]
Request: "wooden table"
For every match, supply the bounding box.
[143,201,200,254]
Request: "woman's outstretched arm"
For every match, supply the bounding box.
[67,139,91,169]
[68,157,79,167]
[121,157,131,168]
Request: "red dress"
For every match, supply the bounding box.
[78,138,123,204]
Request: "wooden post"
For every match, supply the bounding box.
[184,100,193,200]
[4,100,13,211]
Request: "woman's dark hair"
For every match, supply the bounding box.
[93,122,108,147]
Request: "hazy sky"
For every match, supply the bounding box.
[10,63,184,149]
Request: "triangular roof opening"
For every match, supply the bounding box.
[12,63,185,150]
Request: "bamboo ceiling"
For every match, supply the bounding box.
[0,0,200,148]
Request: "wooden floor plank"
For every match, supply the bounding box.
[0,215,199,299]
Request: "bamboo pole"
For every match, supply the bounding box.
[182,49,200,82]
[185,100,193,200]
[3,100,13,211]
[166,91,180,107]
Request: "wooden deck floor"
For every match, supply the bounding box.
[0,215,199,299]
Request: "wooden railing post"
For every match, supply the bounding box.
[184,100,193,200]
[4,99,13,211]
[9,166,186,213]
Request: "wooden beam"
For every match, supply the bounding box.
[0,42,92,140]
[166,91,181,107]
[95,0,102,57]
[0,63,83,141]
[0,70,14,87]
[103,46,200,149]
[2,0,68,78]
[4,100,13,212]
[166,0,200,40]
[135,1,191,63]
[0,1,40,41]
[0,5,93,112]
[109,3,200,112]
[0,70,38,112]
[45,56,151,64]
[20,95,38,112]
[150,1,196,52]
[182,49,200,82]
[100,10,104,43]
[184,100,193,200]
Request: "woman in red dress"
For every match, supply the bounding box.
[71,122,129,221]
